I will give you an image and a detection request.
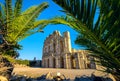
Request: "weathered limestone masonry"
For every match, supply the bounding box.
[42,30,96,69]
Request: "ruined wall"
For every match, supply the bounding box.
[42,30,96,69]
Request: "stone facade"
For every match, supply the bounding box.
[42,30,96,69]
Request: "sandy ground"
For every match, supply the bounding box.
[12,67,111,80]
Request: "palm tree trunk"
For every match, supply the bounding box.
[0,54,13,80]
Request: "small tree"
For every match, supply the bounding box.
[0,0,50,57]
[0,0,51,79]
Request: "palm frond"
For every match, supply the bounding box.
[11,2,49,42]
[53,0,120,79]
[0,3,6,26]
[5,0,13,27]
[16,20,49,41]
[14,0,22,17]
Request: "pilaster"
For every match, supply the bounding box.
[49,56,54,68]
[55,57,59,68]
[64,54,72,69]
[76,53,86,69]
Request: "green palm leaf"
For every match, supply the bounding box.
[12,2,49,42]
[5,0,13,27]
[0,0,51,58]
[14,0,22,17]
[52,0,120,80]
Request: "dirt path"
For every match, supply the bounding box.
[13,67,109,79]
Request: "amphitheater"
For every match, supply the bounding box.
[42,30,96,69]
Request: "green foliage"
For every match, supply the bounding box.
[0,0,49,44]
[3,55,16,63]
[1,43,21,58]
[3,55,29,66]
[0,0,52,58]
[52,0,120,80]
[15,59,29,66]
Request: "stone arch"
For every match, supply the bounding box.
[53,57,56,68]
[47,59,49,68]
[90,57,96,69]
[60,56,64,68]
[53,43,56,53]
[71,56,76,69]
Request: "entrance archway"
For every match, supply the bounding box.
[71,56,76,69]
[47,59,49,68]
[53,57,56,68]
[60,57,64,68]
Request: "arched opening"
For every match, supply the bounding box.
[53,57,56,68]
[60,40,64,53]
[60,57,64,68]
[47,59,49,68]
[53,43,56,53]
[48,45,50,52]
[71,56,76,69]
[90,57,96,69]
[83,60,86,69]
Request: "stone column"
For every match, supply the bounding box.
[44,59,47,68]
[76,55,80,69]
[57,56,61,68]
[64,54,72,69]
[76,53,86,69]
[68,55,72,69]
[49,56,54,68]
[45,58,49,68]
[56,40,61,55]
[63,31,71,53]
[63,54,68,69]
[42,58,45,67]
[50,40,53,52]
[54,56,62,68]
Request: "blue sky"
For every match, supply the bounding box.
[17,0,83,60]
